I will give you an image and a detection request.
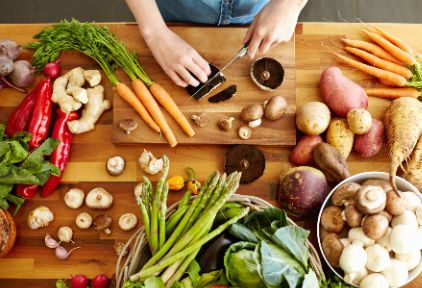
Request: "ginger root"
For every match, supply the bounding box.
[83,70,102,87]
[67,85,111,134]
[52,75,82,113]
[66,67,85,88]
[66,86,88,104]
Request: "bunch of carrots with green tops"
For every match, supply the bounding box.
[335,25,422,99]
[26,19,195,147]
[128,158,248,288]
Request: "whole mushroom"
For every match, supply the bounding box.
[396,251,421,271]
[64,188,85,209]
[365,244,390,272]
[106,155,126,176]
[94,214,112,235]
[321,206,345,233]
[85,187,114,209]
[360,273,389,288]
[341,204,362,228]
[322,233,344,267]
[348,227,375,247]
[75,212,93,229]
[344,268,368,286]
[118,213,138,231]
[381,259,409,288]
[416,205,422,225]
[385,190,406,215]
[402,191,421,212]
[264,95,287,120]
[331,182,360,206]
[339,242,368,273]
[362,213,389,240]
[391,210,418,229]
[119,119,138,135]
[376,227,392,252]
[355,185,386,214]
[390,224,418,254]
[241,103,263,123]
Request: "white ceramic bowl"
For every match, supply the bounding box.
[317,172,422,287]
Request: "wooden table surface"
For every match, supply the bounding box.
[0,22,421,287]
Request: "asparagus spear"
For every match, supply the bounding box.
[166,206,188,237]
[159,183,169,248]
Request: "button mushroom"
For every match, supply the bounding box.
[381,259,409,288]
[27,206,54,230]
[57,226,73,243]
[85,187,114,209]
[321,205,345,233]
[344,268,368,286]
[264,95,287,121]
[348,227,375,247]
[355,185,386,214]
[119,119,138,135]
[248,118,262,128]
[390,224,418,254]
[341,204,362,228]
[106,155,126,176]
[241,103,263,123]
[218,117,235,131]
[64,188,85,209]
[361,179,392,192]
[362,213,389,240]
[322,233,344,267]
[396,251,421,271]
[391,210,418,229]
[365,244,390,272]
[360,273,389,288]
[118,213,138,231]
[94,214,112,235]
[75,212,93,229]
[416,205,422,225]
[376,227,392,252]
[339,242,368,273]
[385,190,406,215]
[331,182,360,206]
[402,191,422,212]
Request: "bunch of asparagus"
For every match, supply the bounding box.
[131,157,249,287]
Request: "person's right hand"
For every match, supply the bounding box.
[144,27,211,87]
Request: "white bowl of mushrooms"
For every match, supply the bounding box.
[317,172,422,288]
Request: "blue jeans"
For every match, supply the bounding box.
[156,0,269,25]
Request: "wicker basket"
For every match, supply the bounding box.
[116,195,325,287]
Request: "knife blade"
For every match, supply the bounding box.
[191,42,249,99]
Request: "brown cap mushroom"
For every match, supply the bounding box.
[321,205,345,233]
[341,204,363,228]
[119,119,138,135]
[322,233,344,267]
[264,95,287,121]
[250,57,284,91]
[331,182,361,206]
[361,179,392,192]
[106,155,126,176]
[362,213,389,240]
[385,190,406,216]
[94,214,112,235]
[241,103,263,123]
[224,145,265,184]
[218,117,235,131]
[355,185,386,214]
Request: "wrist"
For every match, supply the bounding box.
[141,22,168,41]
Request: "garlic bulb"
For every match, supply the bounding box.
[138,150,163,175]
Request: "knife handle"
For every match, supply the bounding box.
[238,41,250,57]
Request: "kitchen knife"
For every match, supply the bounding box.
[191,42,249,99]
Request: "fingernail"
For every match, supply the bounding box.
[192,80,200,87]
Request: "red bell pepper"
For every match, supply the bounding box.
[5,80,43,137]
[28,78,53,149]
[40,109,78,198]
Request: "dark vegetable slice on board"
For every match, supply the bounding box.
[186,64,226,100]
[208,85,237,103]
[250,57,284,91]
[224,145,265,184]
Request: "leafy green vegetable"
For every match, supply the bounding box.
[272,226,310,269]
[302,270,319,288]
[185,260,201,287]
[196,270,229,288]
[228,223,259,243]
[144,277,165,288]
[122,281,144,288]
[322,275,354,288]
[224,242,266,288]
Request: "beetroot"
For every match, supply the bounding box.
[0,47,14,77]
[91,273,110,288]
[70,274,89,288]
[8,60,35,88]
[279,166,328,218]
[0,39,22,60]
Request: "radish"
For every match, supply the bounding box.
[43,60,61,79]
[91,273,110,288]
[70,274,89,288]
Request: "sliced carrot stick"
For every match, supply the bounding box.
[131,79,178,147]
[335,53,407,87]
[149,82,195,138]
[115,82,161,133]
[341,38,402,64]
[362,29,416,66]
[365,87,420,99]
[371,26,414,54]
[344,47,413,79]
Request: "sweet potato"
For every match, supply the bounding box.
[313,142,351,183]
[296,101,331,135]
[326,118,354,159]
[320,66,368,117]
[353,119,385,158]
[289,135,323,165]
[385,97,422,191]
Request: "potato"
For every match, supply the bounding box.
[289,135,323,165]
[296,101,331,135]
[326,118,354,159]
[353,119,385,158]
[313,142,351,183]
[347,108,372,134]
[320,66,368,117]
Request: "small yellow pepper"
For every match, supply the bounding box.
[167,175,185,191]
[185,167,201,195]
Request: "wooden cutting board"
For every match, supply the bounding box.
[112,26,296,146]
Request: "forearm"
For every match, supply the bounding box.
[125,0,167,38]
[273,0,308,16]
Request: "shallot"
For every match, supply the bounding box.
[55,245,80,260]
[43,60,61,79]
[44,234,60,249]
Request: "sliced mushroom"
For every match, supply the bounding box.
[341,204,362,228]
[355,185,386,214]
[321,205,345,233]
[208,85,236,103]
[75,212,92,229]
[186,64,225,100]
[119,119,138,135]
[362,213,389,240]
[106,155,126,176]
[331,182,360,206]
[238,126,252,140]
[85,187,114,209]
[322,233,344,267]
[118,213,138,231]
[64,188,85,209]
[94,214,112,235]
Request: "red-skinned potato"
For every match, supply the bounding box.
[279,166,328,218]
[289,135,323,165]
[320,66,368,117]
[353,119,385,158]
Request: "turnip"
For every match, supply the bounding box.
[8,60,35,88]
[0,39,22,60]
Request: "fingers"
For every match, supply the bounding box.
[243,20,256,45]
[168,70,188,87]
[175,65,200,87]
[247,31,263,60]
[259,38,273,55]
[193,54,211,76]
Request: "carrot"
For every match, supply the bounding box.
[341,38,402,64]
[335,53,408,87]
[115,82,161,133]
[149,83,195,137]
[344,47,413,79]
[362,29,416,66]
[365,87,420,99]
[385,97,422,192]
[371,26,414,54]
[131,79,178,147]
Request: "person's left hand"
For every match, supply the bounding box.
[244,0,303,59]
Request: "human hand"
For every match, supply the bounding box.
[244,0,304,59]
[144,27,211,87]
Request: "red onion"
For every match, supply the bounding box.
[70,274,89,288]
[43,60,61,79]
[91,273,110,288]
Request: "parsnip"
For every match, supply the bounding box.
[403,134,422,190]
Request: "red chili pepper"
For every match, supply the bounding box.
[28,78,53,149]
[40,109,78,198]
[5,80,43,137]
[15,184,38,199]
